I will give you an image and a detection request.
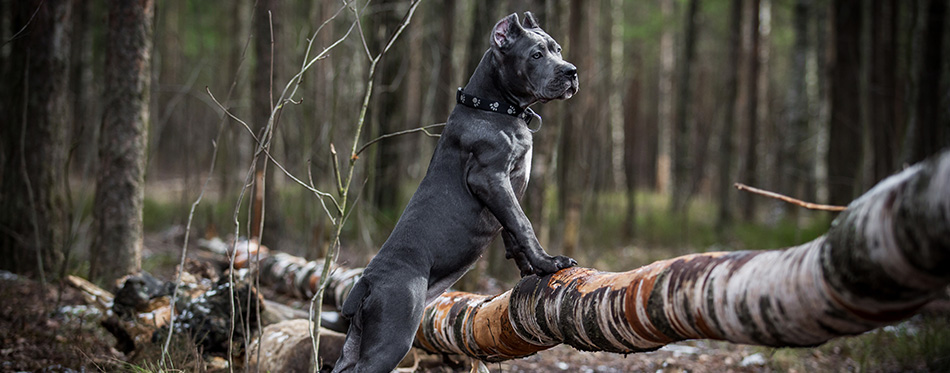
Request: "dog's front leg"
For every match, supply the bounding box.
[466,141,576,275]
[502,230,535,277]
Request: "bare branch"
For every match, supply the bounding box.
[352,0,374,61]
[734,182,847,212]
[207,86,341,214]
[1,0,45,47]
[354,123,444,158]
[378,0,422,58]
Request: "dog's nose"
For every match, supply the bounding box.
[563,64,577,78]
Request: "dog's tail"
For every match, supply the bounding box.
[340,278,369,319]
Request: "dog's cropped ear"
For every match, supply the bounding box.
[492,13,525,50]
[522,11,540,29]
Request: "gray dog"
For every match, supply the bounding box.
[333,12,578,372]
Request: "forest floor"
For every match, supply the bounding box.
[2,230,950,372]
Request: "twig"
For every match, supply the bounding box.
[207,86,340,215]
[734,183,847,212]
[354,123,444,158]
[1,0,45,47]
[353,1,373,61]
[330,144,343,197]
[18,52,46,286]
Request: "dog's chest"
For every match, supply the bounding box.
[510,135,532,198]
[512,147,531,197]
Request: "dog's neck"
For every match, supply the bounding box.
[463,50,536,110]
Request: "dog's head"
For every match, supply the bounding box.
[490,12,579,105]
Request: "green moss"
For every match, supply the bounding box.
[764,315,950,372]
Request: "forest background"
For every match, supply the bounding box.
[1,0,948,291]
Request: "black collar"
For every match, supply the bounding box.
[456,88,541,131]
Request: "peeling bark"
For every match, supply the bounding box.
[217,150,950,362]
[200,238,362,310]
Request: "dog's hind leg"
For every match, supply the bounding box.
[334,275,427,372]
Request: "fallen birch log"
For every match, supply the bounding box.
[217,150,950,363]
[198,237,362,311]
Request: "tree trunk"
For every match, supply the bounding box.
[656,0,675,194]
[670,0,700,214]
[738,0,760,220]
[828,0,865,206]
[903,0,947,165]
[69,0,96,172]
[0,0,73,280]
[89,0,153,284]
[779,0,810,218]
[368,0,412,214]
[221,150,950,363]
[250,0,281,241]
[869,0,899,183]
[623,55,641,239]
[716,0,743,234]
[558,0,592,259]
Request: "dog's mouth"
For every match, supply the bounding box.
[537,78,579,103]
[562,84,578,99]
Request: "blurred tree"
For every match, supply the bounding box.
[558,0,594,258]
[69,0,96,172]
[670,0,700,214]
[716,0,743,234]
[739,0,761,220]
[623,52,641,239]
[218,0,251,199]
[368,0,413,215]
[779,0,811,218]
[903,0,947,165]
[869,0,899,183]
[828,0,864,206]
[656,0,675,194]
[89,0,154,284]
[250,0,281,241]
[0,0,73,281]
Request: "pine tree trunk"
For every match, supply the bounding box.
[89,0,153,284]
[623,56,641,239]
[716,0,743,234]
[670,0,700,214]
[656,0,675,194]
[779,0,810,218]
[0,0,73,280]
[738,0,761,220]
[903,0,947,165]
[828,0,865,206]
[869,0,899,183]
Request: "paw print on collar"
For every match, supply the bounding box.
[490,102,499,111]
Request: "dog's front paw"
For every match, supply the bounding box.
[531,255,577,276]
[553,255,577,270]
[519,263,536,278]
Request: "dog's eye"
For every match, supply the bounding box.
[532,52,542,59]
